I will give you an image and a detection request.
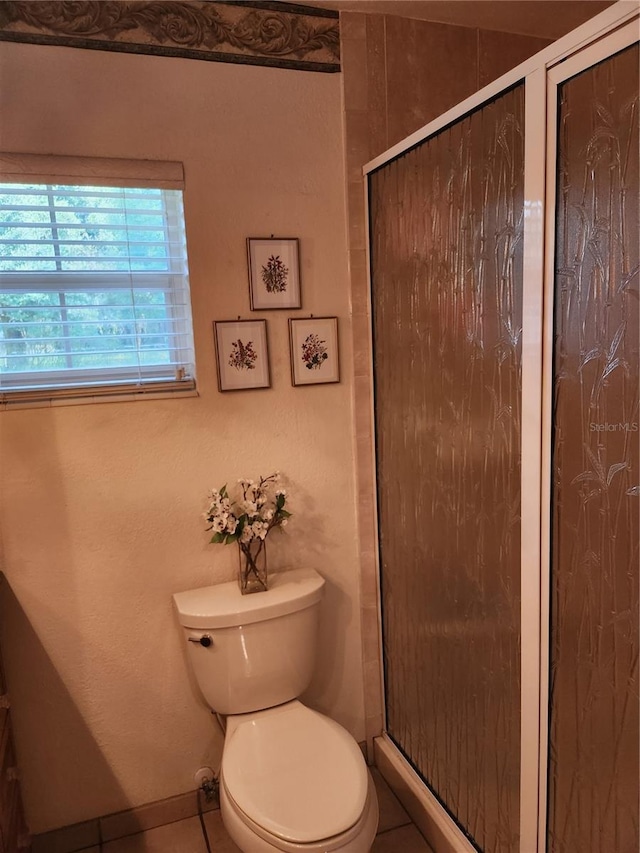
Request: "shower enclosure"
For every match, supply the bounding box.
[365,6,639,852]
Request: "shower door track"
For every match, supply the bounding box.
[363,4,640,852]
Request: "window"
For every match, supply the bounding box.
[0,165,195,404]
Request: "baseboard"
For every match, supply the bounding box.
[31,788,218,853]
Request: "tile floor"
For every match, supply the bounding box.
[83,768,433,852]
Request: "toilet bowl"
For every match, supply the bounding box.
[220,702,378,852]
[173,568,379,853]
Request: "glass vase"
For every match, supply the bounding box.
[237,539,268,595]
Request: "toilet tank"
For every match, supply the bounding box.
[173,568,325,715]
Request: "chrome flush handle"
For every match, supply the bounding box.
[188,634,213,648]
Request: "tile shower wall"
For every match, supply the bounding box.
[368,84,524,853]
[549,43,639,853]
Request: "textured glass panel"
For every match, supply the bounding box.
[370,85,524,853]
[549,45,639,853]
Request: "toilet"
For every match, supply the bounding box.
[173,567,379,853]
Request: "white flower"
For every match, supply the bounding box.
[281,519,288,527]
[205,473,291,546]
[251,521,268,540]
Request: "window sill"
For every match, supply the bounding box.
[0,385,199,411]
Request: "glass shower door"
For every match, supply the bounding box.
[369,84,524,853]
[548,43,639,853]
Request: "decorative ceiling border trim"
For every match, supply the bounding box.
[0,1,340,73]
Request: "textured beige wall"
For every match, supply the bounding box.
[0,43,363,833]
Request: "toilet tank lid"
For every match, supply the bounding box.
[172,567,325,629]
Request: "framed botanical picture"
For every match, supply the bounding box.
[289,316,339,386]
[247,237,301,310]
[214,319,270,392]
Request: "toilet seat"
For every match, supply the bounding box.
[222,701,369,845]
[221,770,378,853]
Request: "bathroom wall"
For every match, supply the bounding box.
[339,12,551,743]
[0,42,363,833]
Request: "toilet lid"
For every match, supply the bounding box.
[222,703,368,844]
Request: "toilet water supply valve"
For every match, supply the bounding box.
[195,767,218,802]
[188,634,213,647]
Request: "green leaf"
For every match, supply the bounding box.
[220,484,228,498]
[276,494,285,509]
[279,509,292,518]
[210,532,225,544]
[225,532,238,544]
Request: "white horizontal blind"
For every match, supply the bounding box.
[0,182,195,401]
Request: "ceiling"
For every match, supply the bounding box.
[300,1,618,40]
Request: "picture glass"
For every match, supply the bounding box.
[214,320,270,391]
[289,317,339,386]
[248,238,301,310]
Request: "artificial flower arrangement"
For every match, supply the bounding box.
[205,472,291,594]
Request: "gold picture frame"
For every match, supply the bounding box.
[214,319,271,392]
[289,316,339,386]
[247,238,301,310]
